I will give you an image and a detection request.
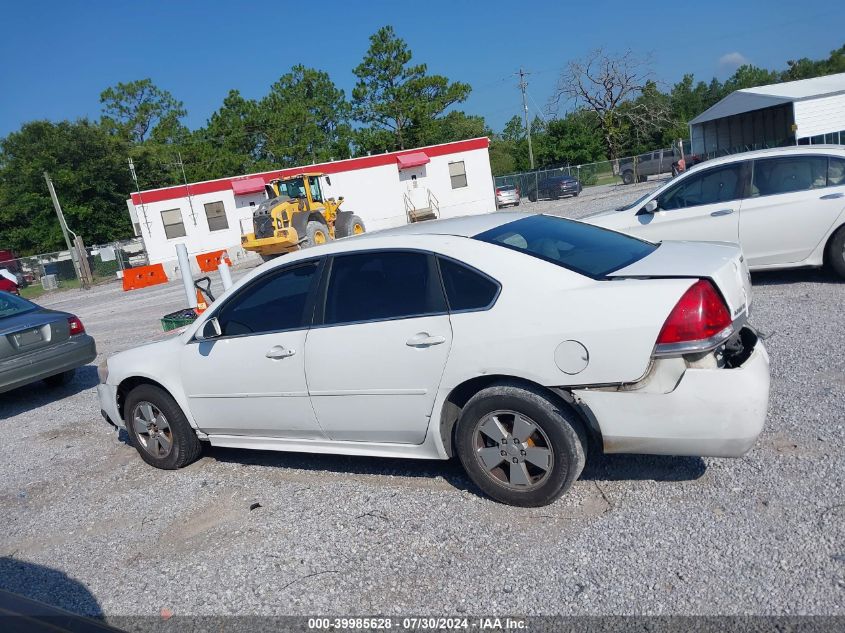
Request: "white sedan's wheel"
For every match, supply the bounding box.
[455,382,587,507]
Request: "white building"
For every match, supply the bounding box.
[127,137,495,273]
[689,73,845,156]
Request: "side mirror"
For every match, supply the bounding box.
[196,317,221,341]
[640,199,659,215]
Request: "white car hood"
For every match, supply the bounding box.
[609,240,752,319]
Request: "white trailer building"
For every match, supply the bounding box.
[689,73,845,156]
[126,137,495,273]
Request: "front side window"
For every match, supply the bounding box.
[323,251,446,326]
[751,156,828,196]
[475,215,657,279]
[161,208,186,239]
[215,261,321,337]
[278,178,306,199]
[658,163,745,210]
[204,201,229,231]
[437,257,499,312]
[449,161,467,189]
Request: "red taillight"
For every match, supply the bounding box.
[495,188,501,194]
[68,316,85,336]
[656,280,731,346]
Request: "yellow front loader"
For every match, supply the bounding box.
[241,172,366,260]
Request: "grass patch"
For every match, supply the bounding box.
[20,277,82,300]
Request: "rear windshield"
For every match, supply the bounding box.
[474,214,657,278]
[0,292,36,318]
[498,185,516,191]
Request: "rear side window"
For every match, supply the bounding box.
[437,257,499,312]
[658,163,745,209]
[474,215,657,279]
[216,261,321,336]
[752,156,828,196]
[323,251,446,325]
[828,157,845,186]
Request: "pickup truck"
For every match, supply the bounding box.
[618,149,705,185]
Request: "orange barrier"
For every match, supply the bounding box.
[122,264,169,291]
[196,249,232,273]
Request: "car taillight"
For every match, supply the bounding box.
[495,188,501,194]
[656,280,732,347]
[68,316,85,335]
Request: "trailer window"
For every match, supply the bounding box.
[204,201,228,231]
[161,208,186,239]
[449,161,467,189]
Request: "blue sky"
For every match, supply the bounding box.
[0,0,841,138]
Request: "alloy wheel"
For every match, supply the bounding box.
[472,410,553,489]
[132,401,174,458]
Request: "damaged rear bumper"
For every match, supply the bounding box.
[573,330,770,457]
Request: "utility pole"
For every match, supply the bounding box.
[43,172,82,283]
[518,67,535,170]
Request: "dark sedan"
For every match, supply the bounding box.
[0,292,96,394]
[526,175,582,201]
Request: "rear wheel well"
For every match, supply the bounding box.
[438,375,592,457]
[117,376,171,422]
[823,223,845,268]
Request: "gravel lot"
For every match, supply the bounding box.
[1,180,844,620]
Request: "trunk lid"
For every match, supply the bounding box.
[0,309,71,361]
[608,240,751,320]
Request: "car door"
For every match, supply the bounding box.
[627,161,746,244]
[739,155,845,266]
[305,250,452,444]
[180,259,325,438]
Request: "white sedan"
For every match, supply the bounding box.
[98,213,770,507]
[585,146,845,277]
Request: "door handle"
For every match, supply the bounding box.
[266,345,295,359]
[820,192,845,200]
[710,208,734,217]
[406,332,446,348]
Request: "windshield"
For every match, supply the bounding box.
[616,190,654,211]
[0,292,36,318]
[277,177,306,198]
[474,214,657,279]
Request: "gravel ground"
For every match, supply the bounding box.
[1,180,844,620]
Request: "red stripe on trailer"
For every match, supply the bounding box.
[130,137,489,205]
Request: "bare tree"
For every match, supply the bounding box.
[550,48,670,161]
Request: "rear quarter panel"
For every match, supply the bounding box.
[429,238,695,388]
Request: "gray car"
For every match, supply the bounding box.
[0,292,96,394]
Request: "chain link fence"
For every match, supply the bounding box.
[494,141,700,200]
[0,238,147,297]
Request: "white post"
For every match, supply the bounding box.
[218,260,233,291]
[176,243,197,308]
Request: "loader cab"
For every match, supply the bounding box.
[271,174,324,210]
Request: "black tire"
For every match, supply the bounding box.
[303,220,330,248]
[124,384,203,470]
[455,382,587,507]
[335,213,366,238]
[44,368,74,387]
[622,169,634,185]
[637,174,647,183]
[826,226,845,278]
[528,192,537,202]
[515,199,521,206]
[260,254,278,263]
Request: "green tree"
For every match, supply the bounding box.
[413,111,488,147]
[0,120,134,254]
[100,78,187,143]
[352,25,471,151]
[259,65,352,166]
[536,109,605,167]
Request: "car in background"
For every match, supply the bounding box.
[0,271,19,295]
[526,175,582,201]
[495,185,521,208]
[585,146,845,277]
[0,292,96,393]
[99,213,768,507]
